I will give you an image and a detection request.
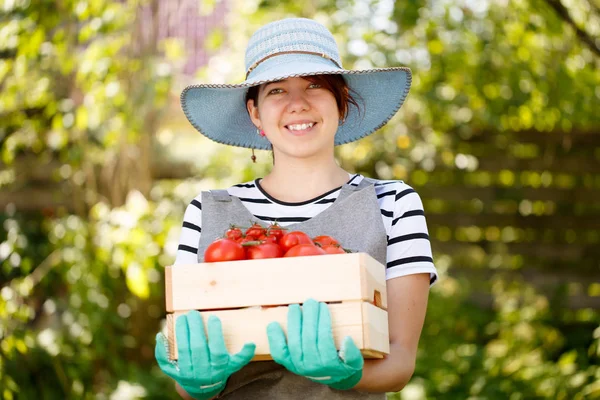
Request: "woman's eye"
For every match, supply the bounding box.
[308,83,322,89]
[268,88,283,94]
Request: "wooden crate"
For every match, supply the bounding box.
[164,252,389,361]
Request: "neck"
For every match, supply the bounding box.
[260,151,350,203]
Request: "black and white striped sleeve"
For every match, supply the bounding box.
[174,196,203,265]
[386,183,438,286]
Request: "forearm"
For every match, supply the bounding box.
[352,343,416,393]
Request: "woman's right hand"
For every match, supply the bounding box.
[155,311,256,400]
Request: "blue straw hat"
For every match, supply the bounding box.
[181,18,412,150]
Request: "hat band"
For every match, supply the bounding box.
[246,50,342,78]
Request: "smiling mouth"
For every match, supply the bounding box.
[285,122,317,135]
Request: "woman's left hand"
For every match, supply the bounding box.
[266,298,364,390]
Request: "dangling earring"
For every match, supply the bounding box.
[252,127,264,163]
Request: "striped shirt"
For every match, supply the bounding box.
[175,174,438,285]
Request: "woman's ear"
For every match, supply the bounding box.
[247,99,260,128]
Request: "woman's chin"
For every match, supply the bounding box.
[276,144,332,160]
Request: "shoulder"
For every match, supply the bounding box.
[360,176,425,232]
[226,178,262,198]
[185,178,260,207]
[362,176,421,206]
[184,192,203,213]
[374,178,415,194]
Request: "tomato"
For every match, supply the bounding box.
[266,223,286,242]
[321,244,346,254]
[225,226,243,241]
[279,231,313,252]
[245,223,266,238]
[283,243,327,257]
[313,235,340,247]
[246,242,283,259]
[239,236,257,244]
[204,239,246,262]
[258,234,278,244]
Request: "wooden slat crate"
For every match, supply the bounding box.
[164,252,389,361]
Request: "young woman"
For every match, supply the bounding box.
[155,17,438,399]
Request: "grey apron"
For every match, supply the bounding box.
[198,178,388,399]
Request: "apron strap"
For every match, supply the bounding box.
[338,176,374,199]
[346,176,375,191]
[209,189,232,202]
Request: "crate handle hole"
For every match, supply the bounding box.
[373,290,382,307]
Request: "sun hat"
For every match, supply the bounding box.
[180,17,412,150]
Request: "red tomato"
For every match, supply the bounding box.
[265,234,280,244]
[279,231,313,252]
[204,239,246,262]
[313,235,340,247]
[321,244,346,254]
[258,234,278,244]
[245,223,266,238]
[239,236,257,244]
[246,242,283,259]
[283,244,327,257]
[225,226,243,241]
[266,223,286,242]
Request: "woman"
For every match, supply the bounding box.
[155,17,438,399]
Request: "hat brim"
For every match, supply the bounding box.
[181,64,411,150]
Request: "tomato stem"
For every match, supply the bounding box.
[267,221,288,231]
[241,240,264,246]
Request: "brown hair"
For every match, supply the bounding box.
[245,74,362,121]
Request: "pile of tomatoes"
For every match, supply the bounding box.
[204,222,349,262]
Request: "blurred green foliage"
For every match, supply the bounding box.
[1,0,599,399]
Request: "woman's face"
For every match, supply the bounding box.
[247,76,340,160]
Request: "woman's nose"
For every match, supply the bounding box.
[285,91,310,113]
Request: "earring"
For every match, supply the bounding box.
[257,127,266,137]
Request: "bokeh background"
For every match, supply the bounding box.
[1,0,599,399]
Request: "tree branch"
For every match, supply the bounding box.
[544,0,600,57]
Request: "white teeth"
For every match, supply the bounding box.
[287,123,314,131]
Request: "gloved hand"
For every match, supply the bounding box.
[155,311,256,399]
[267,298,364,390]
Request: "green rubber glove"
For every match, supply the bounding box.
[267,298,364,390]
[155,311,256,400]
